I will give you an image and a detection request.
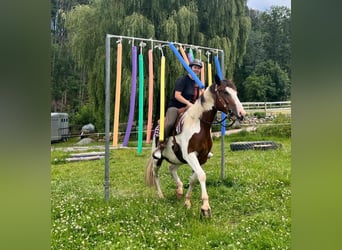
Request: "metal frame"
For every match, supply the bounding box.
[104,34,225,201]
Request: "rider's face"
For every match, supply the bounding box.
[191,65,202,75]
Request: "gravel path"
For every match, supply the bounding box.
[51,126,256,152]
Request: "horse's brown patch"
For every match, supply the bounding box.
[188,110,216,165]
[223,79,237,90]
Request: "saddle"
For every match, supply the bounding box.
[153,107,189,163]
[171,107,189,163]
[154,106,189,139]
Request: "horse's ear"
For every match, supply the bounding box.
[214,74,221,85]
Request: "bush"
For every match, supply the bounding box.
[254,111,266,119]
[273,113,291,124]
[257,124,291,138]
[253,113,291,138]
[72,104,96,129]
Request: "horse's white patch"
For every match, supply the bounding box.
[226,87,246,117]
[162,88,215,163]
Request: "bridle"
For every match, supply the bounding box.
[214,84,237,127]
[199,84,236,128]
[214,110,236,128]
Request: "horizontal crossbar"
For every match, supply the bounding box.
[106,34,224,54]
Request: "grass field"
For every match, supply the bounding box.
[51,128,291,249]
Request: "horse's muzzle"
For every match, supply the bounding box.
[228,110,244,121]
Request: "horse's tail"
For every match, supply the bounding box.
[145,155,155,187]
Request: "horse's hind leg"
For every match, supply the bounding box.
[184,171,197,209]
[169,164,183,198]
[153,159,164,199]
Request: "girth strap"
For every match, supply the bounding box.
[171,134,187,164]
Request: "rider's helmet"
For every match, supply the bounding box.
[189,59,203,68]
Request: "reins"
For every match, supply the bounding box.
[200,111,236,128]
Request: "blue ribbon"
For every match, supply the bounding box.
[214,55,227,135]
[168,42,204,89]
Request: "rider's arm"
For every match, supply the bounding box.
[174,91,192,107]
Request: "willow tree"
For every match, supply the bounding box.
[65,0,127,129]
[65,4,102,129]
[51,0,90,112]
[196,0,251,78]
[64,0,251,131]
[158,5,200,102]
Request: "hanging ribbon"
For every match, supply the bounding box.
[201,61,205,85]
[179,46,189,65]
[187,52,193,63]
[113,42,122,147]
[159,55,166,141]
[207,52,212,86]
[214,55,226,135]
[197,49,205,85]
[137,49,144,154]
[123,46,137,146]
[146,49,154,143]
[188,48,194,62]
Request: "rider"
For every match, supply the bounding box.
[153,59,204,159]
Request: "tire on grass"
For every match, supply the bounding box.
[230,141,280,151]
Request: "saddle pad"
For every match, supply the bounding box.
[153,124,160,138]
[175,114,185,134]
[153,114,185,138]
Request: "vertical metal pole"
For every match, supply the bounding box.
[104,35,111,201]
[220,51,225,180]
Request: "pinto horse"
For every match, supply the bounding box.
[145,75,246,217]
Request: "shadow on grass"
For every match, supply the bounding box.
[182,177,234,189]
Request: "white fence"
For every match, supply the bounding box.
[241,101,291,114]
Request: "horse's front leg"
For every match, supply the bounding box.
[169,164,183,198]
[184,153,211,218]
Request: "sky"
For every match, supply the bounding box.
[247,0,291,11]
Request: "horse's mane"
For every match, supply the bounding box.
[182,78,237,124]
[182,83,216,122]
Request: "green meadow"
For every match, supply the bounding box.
[51,124,291,249]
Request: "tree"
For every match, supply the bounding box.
[55,0,251,131]
[51,0,90,113]
[261,6,291,74]
[244,74,269,101]
[244,60,290,102]
[234,6,291,101]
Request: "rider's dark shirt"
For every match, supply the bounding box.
[168,74,197,109]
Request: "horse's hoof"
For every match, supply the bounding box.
[184,201,191,209]
[201,208,211,218]
[176,192,183,199]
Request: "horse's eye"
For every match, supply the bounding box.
[224,91,229,96]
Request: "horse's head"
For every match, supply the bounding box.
[212,75,246,121]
